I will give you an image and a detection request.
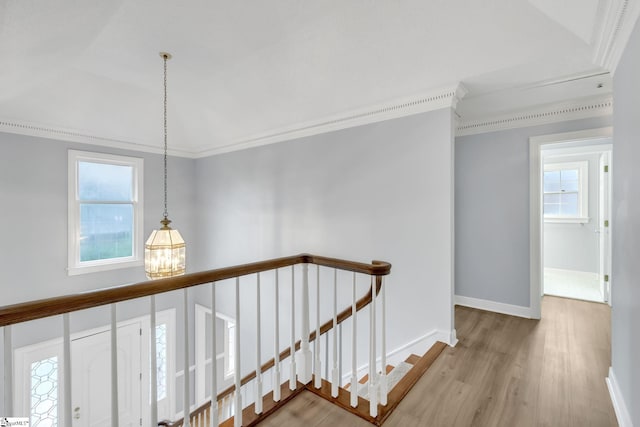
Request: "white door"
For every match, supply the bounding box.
[71,323,142,427]
[598,152,611,303]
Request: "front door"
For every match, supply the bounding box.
[71,322,142,427]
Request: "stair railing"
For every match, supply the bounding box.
[0,253,390,427]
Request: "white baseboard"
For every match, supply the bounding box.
[606,367,633,427]
[454,295,533,319]
[342,329,451,383]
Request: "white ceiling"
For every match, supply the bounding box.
[0,0,623,157]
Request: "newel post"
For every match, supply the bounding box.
[296,263,313,384]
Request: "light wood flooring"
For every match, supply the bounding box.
[258,296,617,426]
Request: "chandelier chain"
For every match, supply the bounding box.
[163,53,168,220]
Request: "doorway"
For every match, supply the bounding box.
[529,127,613,318]
[71,323,142,427]
[13,310,175,426]
[541,144,612,303]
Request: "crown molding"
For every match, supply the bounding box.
[456,95,613,137]
[2,83,467,159]
[0,118,196,158]
[194,83,467,158]
[593,0,640,73]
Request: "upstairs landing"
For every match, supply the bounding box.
[258,297,617,426]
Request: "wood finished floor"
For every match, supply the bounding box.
[258,296,617,426]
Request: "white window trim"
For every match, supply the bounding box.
[543,160,589,223]
[67,150,144,275]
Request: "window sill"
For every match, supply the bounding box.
[544,217,590,224]
[67,258,143,276]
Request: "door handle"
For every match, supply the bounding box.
[74,407,80,419]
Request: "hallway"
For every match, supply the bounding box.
[260,296,616,426]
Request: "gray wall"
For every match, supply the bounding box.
[0,132,198,415]
[0,132,197,306]
[543,153,600,273]
[611,15,640,425]
[195,109,456,373]
[455,116,611,307]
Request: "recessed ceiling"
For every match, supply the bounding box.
[0,0,623,156]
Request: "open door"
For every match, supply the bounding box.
[598,151,612,304]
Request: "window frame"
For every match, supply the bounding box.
[543,160,589,223]
[68,150,144,275]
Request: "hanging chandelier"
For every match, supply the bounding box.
[145,52,186,279]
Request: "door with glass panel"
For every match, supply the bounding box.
[14,322,142,427]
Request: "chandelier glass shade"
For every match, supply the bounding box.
[145,52,186,279]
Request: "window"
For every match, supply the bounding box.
[68,150,143,275]
[224,319,236,379]
[543,161,588,222]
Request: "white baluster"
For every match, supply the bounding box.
[63,314,72,427]
[338,324,343,385]
[111,304,120,427]
[234,278,242,427]
[210,283,219,427]
[380,277,388,406]
[184,289,191,427]
[273,269,281,401]
[368,278,378,417]
[150,296,158,426]
[289,266,296,391]
[255,273,263,414]
[331,269,339,398]
[314,265,322,389]
[350,272,358,408]
[297,263,312,384]
[324,332,329,379]
[3,325,12,417]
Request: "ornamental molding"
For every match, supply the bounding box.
[593,0,640,73]
[456,95,613,137]
[1,83,467,158]
[195,83,467,157]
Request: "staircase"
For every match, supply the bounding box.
[306,343,447,426]
[0,253,448,427]
[167,343,447,427]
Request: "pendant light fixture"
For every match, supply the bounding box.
[145,52,186,279]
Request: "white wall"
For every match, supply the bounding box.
[194,109,456,377]
[455,116,612,308]
[611,13,640,426]
[543,152,600,273]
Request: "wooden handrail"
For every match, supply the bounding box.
[0,254,390,328]
[161,272,385,426]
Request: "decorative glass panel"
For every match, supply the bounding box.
[31,356,58,427]
[80,204,134,261]
[156,324,167,401]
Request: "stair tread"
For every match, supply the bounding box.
[344,364,394,389]
[307,341,448,426]
[357,361,413,399]
[405,354,421,365]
